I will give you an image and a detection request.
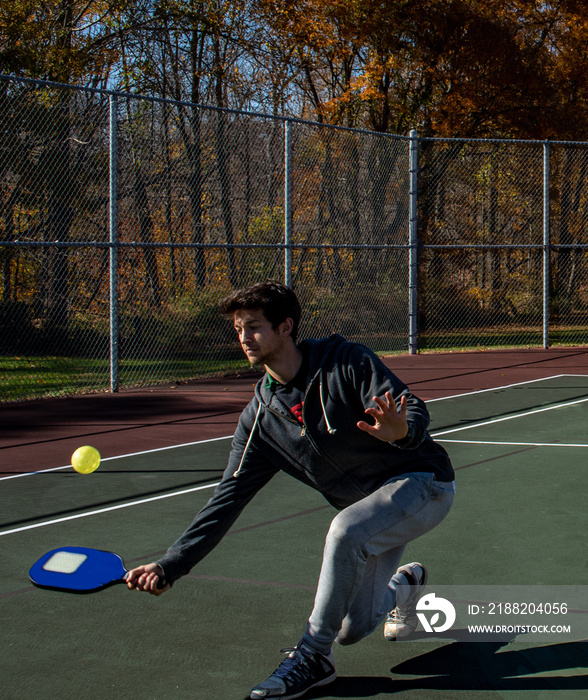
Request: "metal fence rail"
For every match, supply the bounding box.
[1,75,587,401]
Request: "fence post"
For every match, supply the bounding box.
[543,141,550,349]
[408,129,419,354]
[284,119,293,287]
[109,94,120,392]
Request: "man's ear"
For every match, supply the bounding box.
[280,317,294,337]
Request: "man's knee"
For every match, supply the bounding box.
[325,515,366,554]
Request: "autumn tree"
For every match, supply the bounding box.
[0,3,135,341]
[5,0,588,332]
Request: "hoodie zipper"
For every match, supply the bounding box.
[301,380,366,498]
[239,385,366,499]
[234,369,365,496]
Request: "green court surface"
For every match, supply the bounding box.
[2,375,587,699]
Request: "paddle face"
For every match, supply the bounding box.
[29,546,127,593]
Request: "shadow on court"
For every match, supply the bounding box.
[286,641,588,699]
[4,352,588,700]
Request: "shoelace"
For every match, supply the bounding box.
[272,647,322,683]
[388,608,406,623]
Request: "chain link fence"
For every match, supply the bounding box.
[1,75,587,401]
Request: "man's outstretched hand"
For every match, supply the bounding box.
[357,392,408,443]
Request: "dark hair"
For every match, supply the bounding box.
[218,280,302,342]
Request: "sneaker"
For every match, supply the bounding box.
[384,562,427,640]
[249,643,337,699]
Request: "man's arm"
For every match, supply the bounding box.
[157,453,277,582]
[126,407,278,595]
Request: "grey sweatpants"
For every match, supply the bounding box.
[301,472,455,653]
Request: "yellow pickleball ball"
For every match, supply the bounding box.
[71,445,101,474]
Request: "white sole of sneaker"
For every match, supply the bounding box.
[250,671,337,700]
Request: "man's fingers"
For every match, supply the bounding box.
[125,567,143,589]
[126,564,168,595]
[359,392,409,443]
[371,393,403,417]
[371,395,389,412]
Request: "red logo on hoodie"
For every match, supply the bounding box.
[290,402,304,424]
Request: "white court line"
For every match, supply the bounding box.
[5,374,583,482]
[0,481,221,537]
[0,436,232,536]
[427,373,588,402]
[0,435,233,481]
[431,395,588,437]
[4,375,587,536]
[437,439,588,448]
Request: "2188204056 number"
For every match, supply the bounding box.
[487,602,568,615]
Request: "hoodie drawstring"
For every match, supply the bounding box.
[233,399,263,477]
[235,376,336,478]
[319,381,337,435]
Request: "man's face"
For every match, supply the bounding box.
[233,308,290,367]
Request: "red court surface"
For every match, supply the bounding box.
[2,346,588,474]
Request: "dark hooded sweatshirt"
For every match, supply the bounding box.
[157,334,454,584]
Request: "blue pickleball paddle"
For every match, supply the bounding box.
[29,546,129,593]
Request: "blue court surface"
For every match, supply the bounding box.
[2,374,587,699]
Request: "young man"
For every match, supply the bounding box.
[126,280,455,700]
